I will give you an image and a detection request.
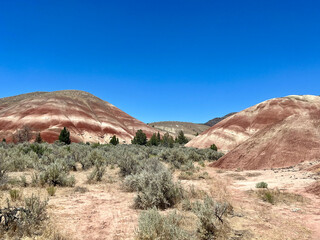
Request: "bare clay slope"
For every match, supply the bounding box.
[0,90,158,143]
[186,95,320,151]
[187,95,320,169]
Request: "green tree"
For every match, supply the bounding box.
[59,127,71,145]
[210,144,218,151]
[35,132,42,143]
[176,130,189,144]
[131,129,147,145]
[157,132,161,144]
[148,133,158,146]
[2,138,6,143]
[110,135,119,145]
[161,133,174,148]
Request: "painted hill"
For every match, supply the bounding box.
[148,121,210,139]
[187,95,320,169]
[0,90,158,144]
[204,112,237,127]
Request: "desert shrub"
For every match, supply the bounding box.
[256,182,268,188]
[91,142,101,148]
[118,155,140,177]
[9,189,22,202]
[205,150,224,161]
[87,157,106,182]
[181,198,193,211]
[6,152,35,171]
[123,158,165,191]
[80,150,104,170]
[27,143,47,157]
[136,208,189,240]
[0,155,8,186]
[262,191,274,204]
[134,168,184,210]
[192,196,230,240]
[0,194,48,237]
[159,149,189,169]
[46,186,56,196]
[184,185,207,201]
[19,176,28,187]
[198,160,205,167]
[178,171,195,180]
[39,161,75,187]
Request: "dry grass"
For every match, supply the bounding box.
[226,173,247,181]
[245,172,262,177]
[253,188,305,205]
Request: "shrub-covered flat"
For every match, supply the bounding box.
[1,141,319,239]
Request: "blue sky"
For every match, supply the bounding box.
[0,0,319,123]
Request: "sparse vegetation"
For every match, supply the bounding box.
[256,181,268,188]
[9,189,22,201]
[47,186,56,196]
[136,208,189,240]
[2,140,306,239]
[0,194,48,238]
[255,188,304,205]
[192,196,230,240]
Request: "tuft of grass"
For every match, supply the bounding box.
[245,172,262,177]
[256,188,304,205]
[256,182,268,188]
[9,189,22,201]
[74,186,89,193]
[226,173,247,181]
[47,186,56,196]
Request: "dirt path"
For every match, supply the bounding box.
[48,185,139,240]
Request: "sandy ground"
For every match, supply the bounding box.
[2,160,320,240]
[209,159,320,240]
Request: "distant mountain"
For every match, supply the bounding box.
[148,121,210,140]
[204,112,237,127]
[0,90,159,144]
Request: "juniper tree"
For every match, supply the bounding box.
[35,132,42,143]
[148,133,158,146]
[59,127,71,145]
[176,130,189,144]
[110,135,119,145]
[210,144,218,151]
[131,130,147,145]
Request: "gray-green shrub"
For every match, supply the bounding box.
[136,208,190,240]
[192,196,230,240]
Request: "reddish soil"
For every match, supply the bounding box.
[0,90,159,144]
[306,182,320,197]
[187,95,320,170]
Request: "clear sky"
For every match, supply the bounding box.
[0,1,319,123]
